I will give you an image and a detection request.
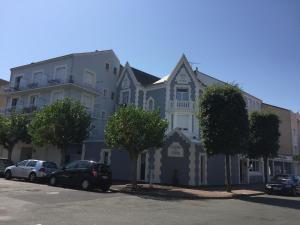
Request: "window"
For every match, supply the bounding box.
[76,161,91,169]
[65,161,78,169]
[29,95,38,106]
[148,99,154,111]
[33,71,43,84]
[176,114,189,131]
[27,160,37,167]
[103,89,108,98]
[42,162,57,169]
[52,90,64,102]
[105,63,110,70]
[122,76,130,89]
[122,91,130,104]
[113,67,117,75]
[176,88,189,101]
[17,160,28,167]
[84,70,96,87]
[11,98,18,107]
[55,66,66,82]
[111,92,115,100]
[14,76,22,89]
[249,160,260,172]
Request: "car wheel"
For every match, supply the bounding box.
[5,170,12,180]
[29,173,36,182]
[49,176,57,186]
[81,179,90,191]
[101,185,110,192]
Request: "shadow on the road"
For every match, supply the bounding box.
[237,195,300,210]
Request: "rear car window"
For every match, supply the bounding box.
[96,164,110,173]
[42,162,57,169]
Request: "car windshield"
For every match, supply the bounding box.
[42,162,57,169]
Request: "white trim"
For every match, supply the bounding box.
[146,96,155,111]
[117,63,141,87]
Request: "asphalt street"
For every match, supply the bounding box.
[0,178,299,225]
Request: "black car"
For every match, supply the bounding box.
[49,160,112,192]
[0,158,13,176]
[265,174,300,196]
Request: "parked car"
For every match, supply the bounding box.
[4,159,58,182]
[48,160,112,192]
[0,158,13,176]
[265,174,300,196]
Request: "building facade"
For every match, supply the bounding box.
[2,50,298,186]
[262,103,300,176]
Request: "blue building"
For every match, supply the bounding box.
[2,50,290,186]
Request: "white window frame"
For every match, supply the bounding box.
[51,90,65,103]
[100,149,111,165]
[174,84,191,101]
[54,65,67,82]
[28,93,40,107]
[83,69,96,87]
[174,113,190,131]
[120,89,131,105]
[147,97,155,111]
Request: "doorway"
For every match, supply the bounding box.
[139,152,147,181]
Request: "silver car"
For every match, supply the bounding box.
[4,159,58,182]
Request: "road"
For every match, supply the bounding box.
[0,178,299,225]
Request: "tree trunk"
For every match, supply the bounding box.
[131,156,138,189]
[263,156,269,184]
[225,154,232,192]
[7,147,13,161]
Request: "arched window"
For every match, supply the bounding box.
[148,98,154,111]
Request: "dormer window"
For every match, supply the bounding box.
[176,88,189,101]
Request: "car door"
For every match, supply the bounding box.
[70,161,91,186]
[57,161,79,186]
[13,160,28,177]
[23,160,37,178]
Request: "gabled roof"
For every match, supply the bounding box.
[131,67,160,86]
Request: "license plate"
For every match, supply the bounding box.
[102,176,108,179]
[273,187,281,191]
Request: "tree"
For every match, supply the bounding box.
[198,84,249,192]
[105,106,168,187]
[29,98,92,165]
[0,113,31,161]
[248,111,280,184]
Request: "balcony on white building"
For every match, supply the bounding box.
[169,100,196,112]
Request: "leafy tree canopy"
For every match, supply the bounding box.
[248,111,280,159]
[29,98,92,163]
[0,113,31,160]
[198,84,249,156]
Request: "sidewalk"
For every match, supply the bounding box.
[110,183,265,200]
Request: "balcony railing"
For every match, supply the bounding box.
[169,100,196,111]
[4,75,101,95]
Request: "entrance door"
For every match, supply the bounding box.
[139,153,146,181]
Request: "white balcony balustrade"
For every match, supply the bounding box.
[169,100,196,112]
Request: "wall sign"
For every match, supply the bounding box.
[168,142,184,157]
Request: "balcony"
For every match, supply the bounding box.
[4,75,102,96]
[169,100,196,112]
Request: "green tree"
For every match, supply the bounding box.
[0,113,31,161]
[105,106,168,187]
[29,98,92,165]
[198,84,249,192]
[248,111,280,183]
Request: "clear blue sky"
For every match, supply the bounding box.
[1,0,299,112]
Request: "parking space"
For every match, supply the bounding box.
[0,178,300,225]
